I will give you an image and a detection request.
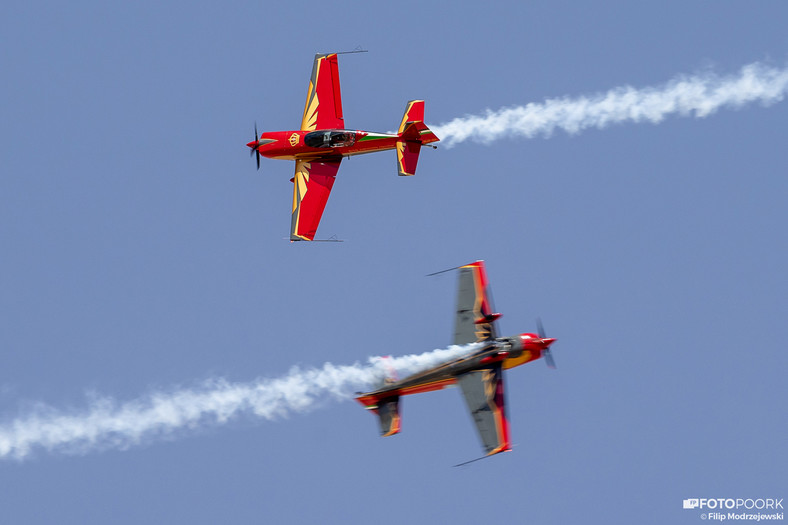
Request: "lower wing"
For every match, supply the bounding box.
[290,158,341,241]
[458,364,511,455]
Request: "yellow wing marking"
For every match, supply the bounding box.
[292,161,311,213]
[396,101,411,134]
[300,59,322,131]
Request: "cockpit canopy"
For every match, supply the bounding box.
[304,130,356,149]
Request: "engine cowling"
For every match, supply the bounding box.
[503,333,543,353]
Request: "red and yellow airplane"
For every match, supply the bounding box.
[246,53,440,241]
[355,261,557,459]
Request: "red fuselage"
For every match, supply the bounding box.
[248,129,413,161]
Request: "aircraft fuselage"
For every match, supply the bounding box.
[252,129,428,162]
[357,333,555,404]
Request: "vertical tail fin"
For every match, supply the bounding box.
[396,100,439,176]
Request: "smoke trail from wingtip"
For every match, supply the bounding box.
[431,61,788,147]
[0,344,480,461]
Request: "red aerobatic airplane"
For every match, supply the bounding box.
[246,52,440,241]
[356,261,557,460]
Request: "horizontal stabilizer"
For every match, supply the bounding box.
[376,397,401,436]
[396,140,421,176]
[356,394,401,437]
[398,100,425,134]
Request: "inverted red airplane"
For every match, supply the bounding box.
[355,261,557,459]
[246,52,440,241]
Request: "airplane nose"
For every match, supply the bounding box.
[541,337,557,347]
[247,138,276,149]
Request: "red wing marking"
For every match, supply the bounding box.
[290,159,341,241]
[301,53,344,131]
[329,56,343,122]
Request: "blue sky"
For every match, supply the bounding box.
[1,1,786,523]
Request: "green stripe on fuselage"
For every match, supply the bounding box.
[359,133,396,141]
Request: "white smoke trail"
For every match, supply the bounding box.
[0,344,480,461]
[431,61,788,147]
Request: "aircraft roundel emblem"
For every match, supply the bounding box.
[289,133,299,146]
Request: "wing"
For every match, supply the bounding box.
[300,53,344,131]
[290,159,341,241]
[453,261,499,345]
[458,365,510,455]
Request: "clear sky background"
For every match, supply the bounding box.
[1,2,787,524]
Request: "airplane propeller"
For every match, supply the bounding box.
[536,317,557,369]
[249,123,261,170]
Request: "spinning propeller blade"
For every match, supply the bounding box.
[248,123,261,170]
[536,317,557,369]
[543,348,557,369]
